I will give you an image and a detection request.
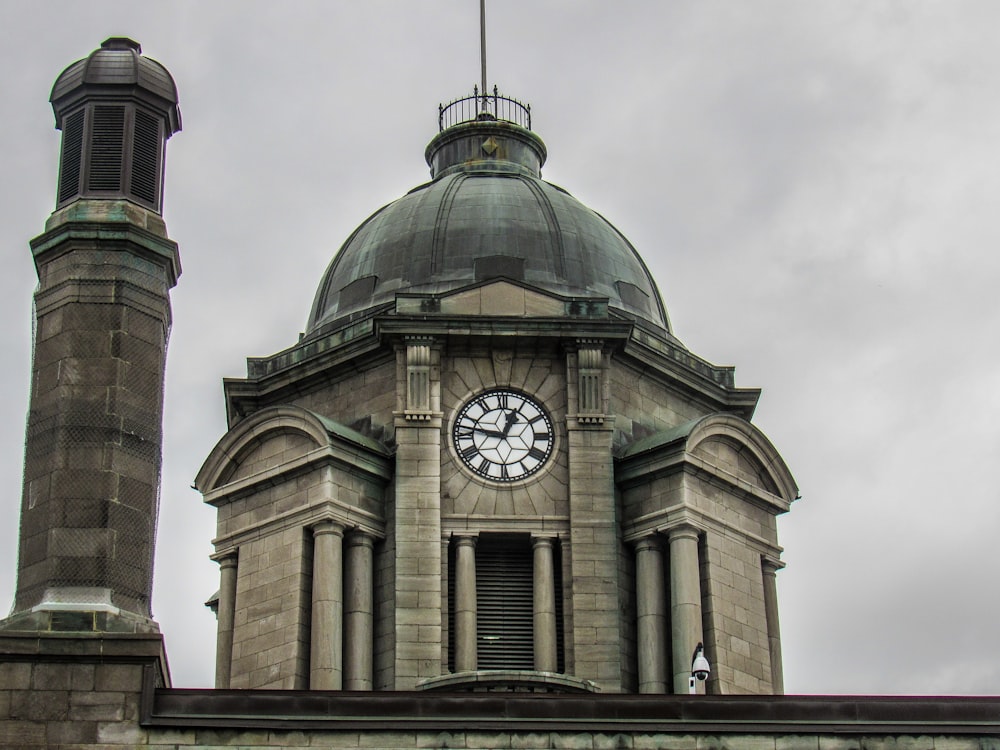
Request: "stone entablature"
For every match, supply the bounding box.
[229,280,753,418]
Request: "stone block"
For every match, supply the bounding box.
[419,731,469,748]
[0,719,47,746]
[359,731,419,747]
[592,734,634,750]
[45,718,99,744]
[930,740,980,750]
[10,688,69,720]
[68,689,125,721]
[147,727,199,744]
[0,662,32,689]
[711,737,775,750]
[550,732,597,749]
[94,663,144,692]
[816,738,859,750]
[468,731,515,749]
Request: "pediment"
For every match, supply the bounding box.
[395,280,609,319]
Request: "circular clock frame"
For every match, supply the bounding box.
[452,389,554,482]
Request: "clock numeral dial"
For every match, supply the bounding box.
[452,389,553,482]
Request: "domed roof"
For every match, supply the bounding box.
[50,37,181,133]
[307,112,670,336]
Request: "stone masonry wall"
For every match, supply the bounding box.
[687,474,774,694]
[229,525,311,689]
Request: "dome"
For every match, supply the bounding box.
[50,37,181,134]
[307,106,670,336]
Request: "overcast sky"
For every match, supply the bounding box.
[1,1,998,695]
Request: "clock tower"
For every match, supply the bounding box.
[197,90,797,694]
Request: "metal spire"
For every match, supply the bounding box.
[480,0,488,110]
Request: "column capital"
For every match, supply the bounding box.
[313,520,345,539]
[346,529,376,549]
[634,534,664,554]
[761,556,785,576]
[666,523,701,544]
[454,534,477,549]
[210,549,239,566]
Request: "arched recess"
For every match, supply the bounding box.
[684,413,798,505]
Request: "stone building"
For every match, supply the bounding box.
[196,78,796,697]
[0,36,997,750]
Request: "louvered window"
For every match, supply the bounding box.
[130,109,160,205]
[476,535,534,669]
[448,534,565,673]
[58,109,85,203]
[88,105,125,192]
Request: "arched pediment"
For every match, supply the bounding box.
[685,414,798,504]
[194,405,390,494]
[616,412,798,507]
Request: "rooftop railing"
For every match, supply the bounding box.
[439,85,532,132]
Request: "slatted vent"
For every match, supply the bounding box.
[87,105,125,192]
[476,535,534,669]
[58,110,85,203]
[130,109,160,205]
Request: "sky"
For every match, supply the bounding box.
[1,0,998,695]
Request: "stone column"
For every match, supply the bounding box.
[344,530,375,690]
[453,535,478,672]
[310,521,344,690]
[214,553,238,689]
[669,524,704,694]
[762,557,785,694]
[635,535,667,693]
[533,536,558,672]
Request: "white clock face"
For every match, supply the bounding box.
[452,389,553,482]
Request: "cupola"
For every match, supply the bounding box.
[49,37,182,213]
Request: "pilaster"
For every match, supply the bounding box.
[762,556,785,694]
[393,337,443,687]
[564,339,621,690]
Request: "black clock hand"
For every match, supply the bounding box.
[501,410,518,437]
[475,427,506,439]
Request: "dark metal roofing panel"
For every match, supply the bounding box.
[307,167,671,335]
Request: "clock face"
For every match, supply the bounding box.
[452,389,554,482]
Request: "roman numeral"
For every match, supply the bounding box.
[528,446,547,461]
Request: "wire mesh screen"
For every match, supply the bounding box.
[12,259,171,621]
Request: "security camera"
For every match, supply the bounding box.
[689,642,710,689]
